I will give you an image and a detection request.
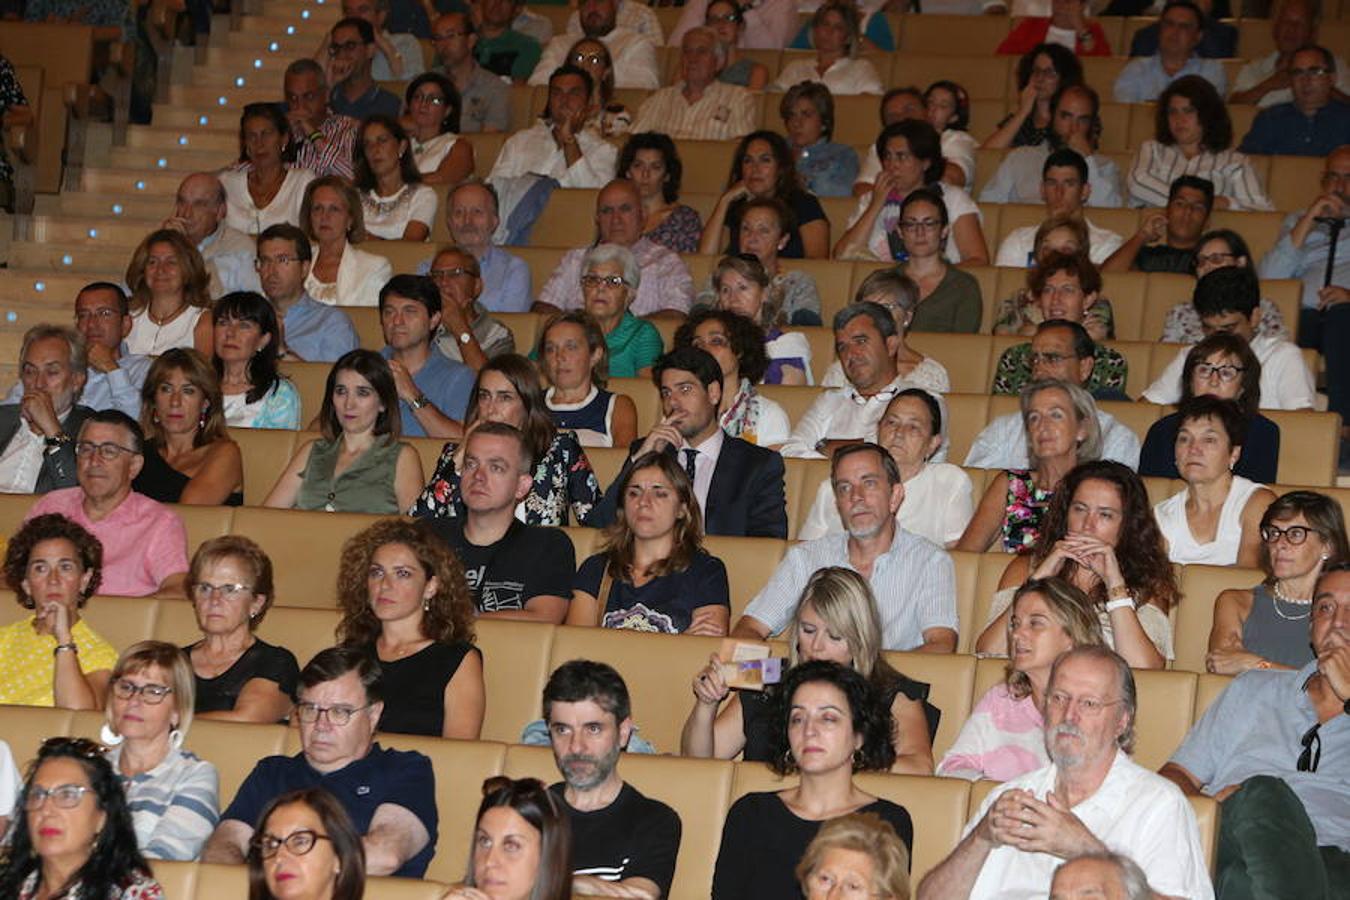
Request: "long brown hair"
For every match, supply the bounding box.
[1004,578,1105,700]
[124,229,212,313]
[467,354,556,467]
[601,451,704,580]
[140,348,230,449]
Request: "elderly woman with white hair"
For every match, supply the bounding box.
[102,640,220,860]
[581,242,664,379]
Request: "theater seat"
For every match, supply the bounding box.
[908,333,993,395]
[1193,673,1232,723]
[0,492,34,535]
[229,507,384,608]
[755,384,825,434]
[1132,668,1197,770]
[278,361,331,424]
[475,619,556,745]
[950,551,982,654]
[170,504,234,558]
[0,706,74,770]
[232,428,299,506]
[251,607,341,674]
[148,859,198,898]
[884,651,975,761]
[703,535,788,622]
[1263,409,1342,486]
[1173,565,1263,675]
[83,595,162,654]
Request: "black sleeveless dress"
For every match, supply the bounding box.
[133,443,243,506]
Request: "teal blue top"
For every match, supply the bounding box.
[606,312,664,379]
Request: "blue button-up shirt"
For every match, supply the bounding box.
[1113,54,1227,103]
[1239,100,1350,158]
[283,293,359,363]
[380,345,475,436]
[1259,210,1350,309]
[416,245,533,314]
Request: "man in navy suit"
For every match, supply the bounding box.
[593,346,787,538]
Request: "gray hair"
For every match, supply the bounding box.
[1019,378,1102,468]
[1053,852,1154,900]
[832,300,898,339]
[21,324,88,387]
[1046,645,1137,754]
[683,26,727,68]
[582,242,641,291]
[284,57,327,88]
[854,269,920,334]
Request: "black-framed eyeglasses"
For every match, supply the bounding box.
[706,11,741,23]
[112,679,174,704]
[328,39,365,56]
[1261,524,1322,546]
[295,702,371,725]
[252,829,332,859]
[1194,362,1244,383]
[1298,722,1321,772]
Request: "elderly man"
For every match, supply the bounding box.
[202,646,437,877]
[1113,0,1226,103]
[161,172,259,297]
[433,182,531,312]
[630,28,756,141]
[426,243,515,370]
[1232,0,1350,107]
[1160,562,1350,898]
[537,179,693,318]
[488,66,617,190]
[979,86,1123,209]
[528,0,659,88]
[430,12,511,132]
[0,326,93,494]
[1050,852,1159,900]
[1240,45,1350,157]
[321,0,424,82]
[282,59,359,180]
[471,0,541,83]
[256,224,358,363]
[325,17,402,121]
[995,149,1124,267]
[918,646,1213,899]
[1103,175,1212,274]
[24,410,188,597]
[732,442,958,653]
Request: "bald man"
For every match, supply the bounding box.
[161,172,260,297]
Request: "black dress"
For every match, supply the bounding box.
[185,638,300,715]
[364,640,479,736]
[133,442,243,506]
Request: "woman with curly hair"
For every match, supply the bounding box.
[354,114,437,241]
[711,661,913,900]
[0,737,163,899]
[982,44,1083,150]
[123,229,214,357]
[712,254,811,384]
[976,460,1180,669]
[1126,75,1273,211]
[336,518,482,739]
[674,308,791,447]
[567,452,729,635]
[0,514,115,708]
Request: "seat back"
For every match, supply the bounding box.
[1173,565,1262,674]
[233,429,300,506]
[884,652,975,761]
[1265,410,1342,486]
[1132,669,1197,770]
[0,706,74,770]
[944,394,993,465]
[171,504,235,558]
[278,361,332,424]
[1193,673,1232,722]
[230,507,383,607]
[950,551,981,654]
[703,535,788,621]
[83,595,162,654]
[184,719,291,801]
[908,333,992,395]
[475,619,556,744]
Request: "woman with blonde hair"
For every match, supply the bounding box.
[938,578,1104,782]
[683,566,935,774]
[712,254,811,385]
[796,812,912,900]
[124,229,214,356]
[300,175,393,307]
[336,518,483,739]
[133,348,244,507]
[102,640,219,860]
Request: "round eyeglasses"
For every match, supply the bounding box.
[1260,524,1322,545]
[112,679,174,704]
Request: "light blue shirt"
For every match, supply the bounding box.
[6,346,151,419]
[198,226,260,296]
[416,246,533,314]
[283,293,359,363]
[1258,211,1350,309]
[1112,54,1226,104]
[380,345,475,436]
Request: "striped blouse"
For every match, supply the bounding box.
[106,745,220,861]
[1126,140,1273,212]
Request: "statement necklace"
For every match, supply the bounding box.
[1271,581,1311,621]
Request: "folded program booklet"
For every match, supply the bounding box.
[718,638,783,691]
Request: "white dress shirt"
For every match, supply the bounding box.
[978,145,1124,209]
[680,427,725,515]
[488,121,619,190]
[770,56,883,95]
[1142,334,1316,411]
[995,220,1124,267]
[781,375,907,458]
[966,750,1214,900]
[528,27,661,89]
[566,0,663,43]
[963,410,1142,470]
[0,418,48,494]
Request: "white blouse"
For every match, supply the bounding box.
[305,244,393,308]
[412,133,459,175]
[770,56,884,95]
[361,183,439,240]
[220,167,315,235]
[1126,140,1273,212]
[126,305,205,356]
[1154,475,1265,566]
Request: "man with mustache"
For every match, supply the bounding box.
[543,660,681,900]
[919,646,1212,899]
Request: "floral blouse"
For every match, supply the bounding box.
[19,870,164,899]
[1001,469,1054,554]
[1161,297,1289,344]
[409,430,602,526]
[645,204,704,254]
[992,290,1116,341]
[992,343,1129,397]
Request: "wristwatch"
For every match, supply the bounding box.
[43,433,70,454]
[408,393,431,411]
[458,331,472,345]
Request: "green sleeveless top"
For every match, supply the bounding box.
[296,436,407,514]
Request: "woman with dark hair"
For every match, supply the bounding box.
[781,81,858,198]
[354,114,437,241]
[685,567,936,773]
[301,176,392,307]
[1158,228,1289,344]
[567,451,729,634]
[924,80,977,188]
[568,37,631,137]
[993,216,1116,341]
[976,460,1179,669]
[1208,490,1350,673]
[700,130,829,259]
[711,661,913,900]
[834,122,988,266]
[1138,332,1282,482]
[1153,396,1276,567]
[247,787,365,900]
[0,515,114,708]
[706,0,769,90]
[619,131,704,254]
[0,737,163,899]
[770,2,883,95]
[709,196,822,325]
[982,44,1083,150]
[896,189,984,329]
[221,102,315,235]
[214,291,301,430]
[403,72,474,186]
[445,776,573,900]
[674,308,791,447]
[1127,76,1272,211]
[411,354,603,525]
[184,535,298,723]
[336,518,483,738]
[133,349,243,506]
[124,229,214,356]
[938,578,1104,781]
[712,254,811,384]
[538,310,638,449]
[263,349,424,513]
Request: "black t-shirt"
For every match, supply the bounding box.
[1134,243,1196,274]
[712,792,913,900]
[550,781,682,895]
[185,638,299,715]
[574,550,729,634]
[363,640,479,737]
[726,188,826,259]
[428,518,575,614]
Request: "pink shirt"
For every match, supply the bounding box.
[26,488,189,597]
[936,683,1048,782]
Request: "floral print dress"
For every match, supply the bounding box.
[1001,469,1054,554]
[409,431,602,526]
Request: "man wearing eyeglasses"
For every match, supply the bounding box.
[425,243,514,370]
[24,410,189,597]
[1161,562,1350,898]
[432,181,532,312]
[428,11,511,134]
[1112,0,1226,103]
[630,28,756,142]
[0,325,93,495]
[1143,266,1316,411]
[160,172,260,298]
[920,647,1212,900]
[255,224,358,363]
[282,59,359,180]
[1232,0,1349,108]
[1240,46,1350,158]
[527,0,659,89]
[203,646,437,878]
[323,17,403,122]
[315,0,424,83]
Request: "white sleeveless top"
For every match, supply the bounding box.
[1153,475,1264,566]
[126,306,205,356]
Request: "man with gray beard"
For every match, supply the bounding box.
[543,660,681,900]
[919,646,1213,900]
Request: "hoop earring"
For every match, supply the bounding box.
[99,723,123,746]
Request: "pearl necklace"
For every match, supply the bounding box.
[1271,581,1311,621]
